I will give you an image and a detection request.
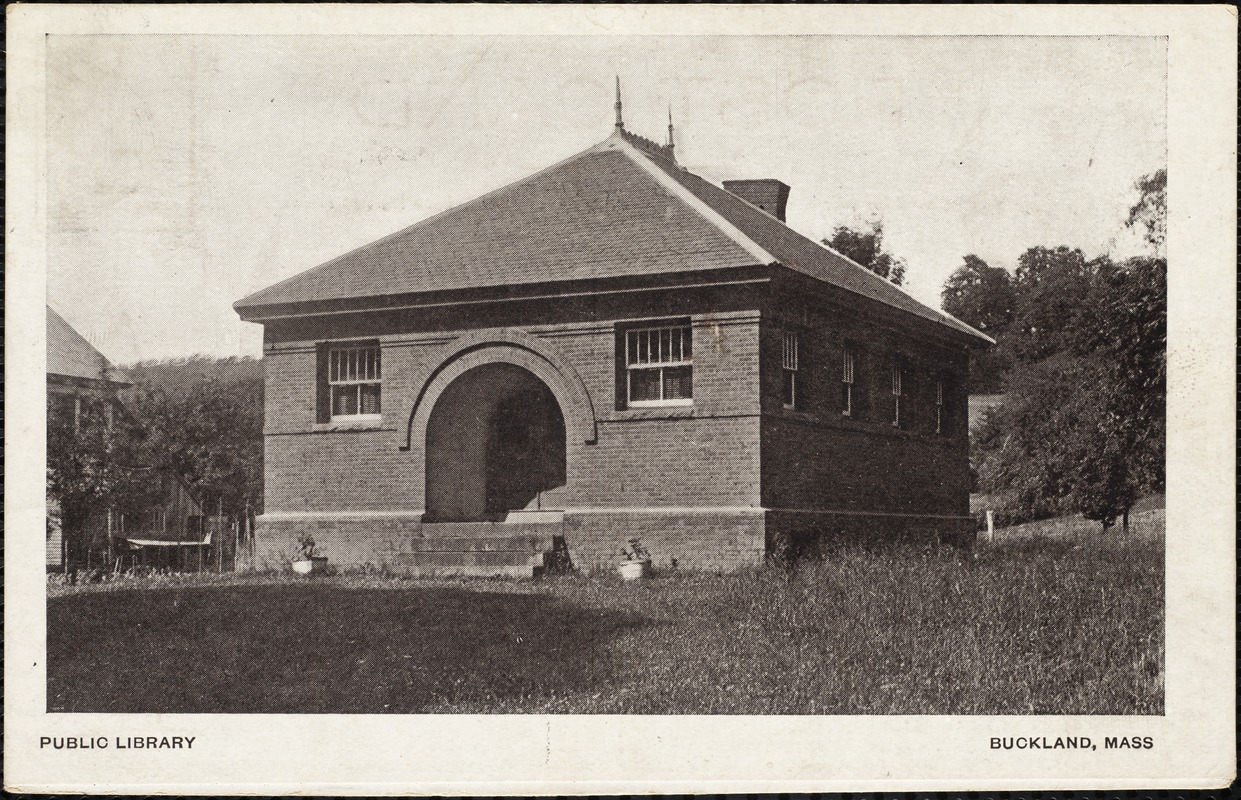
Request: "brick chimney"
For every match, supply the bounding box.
[723,179,791,222]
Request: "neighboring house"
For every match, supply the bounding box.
[234,99,993,575]
[46,306,132,570]
[46,307,207,571]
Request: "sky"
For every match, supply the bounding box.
[45,34,1166,364]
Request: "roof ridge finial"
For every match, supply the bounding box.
[667,103,675,158]
[614,76,624,129]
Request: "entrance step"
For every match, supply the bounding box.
[405,535,552,553]
[394,564,540,580]
[396,550,551,569]
[396,521,560,578]
[416,521,560,538]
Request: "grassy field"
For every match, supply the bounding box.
[47,522,1163,715]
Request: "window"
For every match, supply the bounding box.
[936,375,949,435]
[841,348,855,416]
[890,361,904,428]
[781,331,799,408]
[625,323,692,407]
[328,343,381,421]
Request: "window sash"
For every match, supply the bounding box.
[329,346,381,384]
[936,379,946,434]
[627,365,693,406]
[328,345,381,419]
[782,331,799,371]
[625,324,693,406]
[782,369,797,408]
[626,325,691,367]
[890,364,904,427]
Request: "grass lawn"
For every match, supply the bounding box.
[48,525,1163,715]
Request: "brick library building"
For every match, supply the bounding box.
[234,93,992,576]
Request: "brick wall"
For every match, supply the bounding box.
[562,509,766,572]
[254,274,982,571]
[256,286,769,570]
[759,278,975,546]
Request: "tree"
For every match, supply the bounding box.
[47,397,163,564]
[1008,245,1093,362]
[1080,255,1167,497]
[972,170,1167,532]
[1126,169,1166,254]
[823,219,907,285]
[121,356,264,519]
[941,255,1016,335]
[941,254,1017,392]
[974,354,1138,529]
[974,253,1166,531]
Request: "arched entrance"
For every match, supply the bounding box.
[424,363,567,522]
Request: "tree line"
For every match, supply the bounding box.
[942,170,1166,530]
[47,356,264,547]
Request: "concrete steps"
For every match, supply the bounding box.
[404,535,553,553]
[394,564,543,579]
[393,521,559,578]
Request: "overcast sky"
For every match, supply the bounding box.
[46,34,1166,364]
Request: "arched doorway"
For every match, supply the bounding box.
[424,363,567,522]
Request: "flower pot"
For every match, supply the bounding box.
[618,559,652,580]
[292,556,328,575]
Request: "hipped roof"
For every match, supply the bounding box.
[235,128,991,345]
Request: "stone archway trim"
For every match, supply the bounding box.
[403,329,598,449]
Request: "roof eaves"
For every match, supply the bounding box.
[602,131,778,268]
[794,229,994,345]
[235,135,621,313]
[622,144,990,346]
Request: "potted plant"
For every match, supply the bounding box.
[617,537,652,580]
[291,533,328,575]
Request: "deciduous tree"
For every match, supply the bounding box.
[942,255,1016,335]
[1126,169,1166,254]
[823,220,907,286]
[121,356,264,519]
[46,397,163,561]
[1009,245,1092,362]
[942,254,1017,392]
[971,170,1166,531]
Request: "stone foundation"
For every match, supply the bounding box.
[255,506,974,574]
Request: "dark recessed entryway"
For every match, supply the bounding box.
[424,363,567,522]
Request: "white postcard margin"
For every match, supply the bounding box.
[4,4,1236,794]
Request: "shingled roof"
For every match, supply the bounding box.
[47,306,131,385]
[235,127,991,345]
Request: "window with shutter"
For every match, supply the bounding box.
[327,343,382,422]
[624,323,693,407]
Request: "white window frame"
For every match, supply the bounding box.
[625,323,693,407]
[891,362,903,428]
[782,331,799,409]
[841,348,855,417]
[328,343,382,422]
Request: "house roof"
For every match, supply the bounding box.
[235,127,992,345]
[47,306,131,385]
